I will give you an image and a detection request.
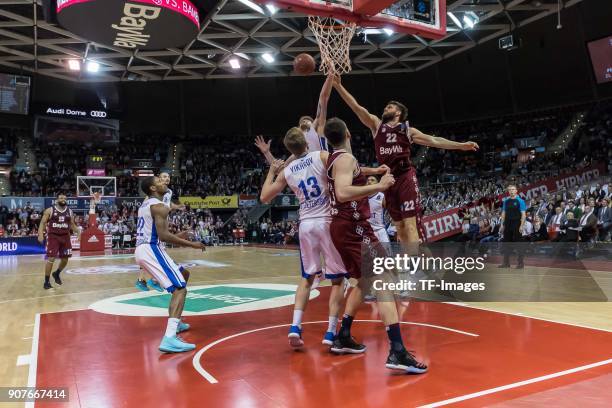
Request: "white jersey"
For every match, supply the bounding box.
[304,126,328,152]
[284,151,330,220]
[136,197,164,246]
[163,188,172,208]
[368,192,385,230]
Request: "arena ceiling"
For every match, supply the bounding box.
[0,0,584,82]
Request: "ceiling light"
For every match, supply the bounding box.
[363,28,382,35]
[86,61,100,72]
[463,14,475,29]
[262,53,275,63]
[447,12,462,29]
[266,4,278,14]
[229,58,240,69]
[383,28,394,36]
[68,59,81,71]
[236,52,250,60]
[237,0,264,14]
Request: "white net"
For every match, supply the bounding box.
[308,16,356,75]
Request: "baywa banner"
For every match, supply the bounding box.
[358,242,611,302]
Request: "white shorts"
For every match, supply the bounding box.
[135,244,186,292]
[298,219,347,279]
[373,226,390,243]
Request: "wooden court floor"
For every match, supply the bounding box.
[0,246,611,407]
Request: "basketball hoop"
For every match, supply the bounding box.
[308,16,356,75]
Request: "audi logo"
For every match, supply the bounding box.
[90,110,107,118]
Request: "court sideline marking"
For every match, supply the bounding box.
[192,320,478,384]
[24,313,40,408]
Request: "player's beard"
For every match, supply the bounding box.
[382,111,396,123]
[300,123,310,132]
[57,201,67,209]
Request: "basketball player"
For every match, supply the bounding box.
[260,127,378,347]
[254,74,334,163]
[332,76,478,244]
[367,175,390,243]
[135,176,204,353]
[38,193,80,290]
[135,171,185,292]
[325,117,428,373]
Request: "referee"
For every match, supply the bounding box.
[499,184,526,269]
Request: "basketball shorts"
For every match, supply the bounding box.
[330,218,387,279]
[372,226,390,243]
[385,167,421,221]
[135,244,186,293]
[46,234,72,259]
[298,219,347,280]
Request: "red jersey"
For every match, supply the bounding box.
[326,150,370,221]
[47,206,72,236]
[374,121,413,176]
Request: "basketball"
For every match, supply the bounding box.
[293,53,316,75]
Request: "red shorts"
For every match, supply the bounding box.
[46,234,72,259]
[385,167,421,221]
[385,167,426,241]
[330,218,386,279]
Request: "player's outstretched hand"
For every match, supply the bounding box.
[461,141,479,151]
[254,135,271,154]
[37,234,44,244]
[191,241,206,251]
[379,173,395,191]
[377,164,391,174]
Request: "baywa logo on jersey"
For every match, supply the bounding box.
[90,284,319,316]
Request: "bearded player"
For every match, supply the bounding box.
[136,176,204,353]
[325,117,428,373]
[332,76,478,243]
[38,193,80,290]
[254,74,334,163]
[135,171,185,292]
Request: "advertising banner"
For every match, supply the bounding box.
[179,196,238,209]
[0,197,45,211]
[0,236,45,256]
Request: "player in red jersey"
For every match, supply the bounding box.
[325,117,428,374]
[332,76,479,243]
[38,193,80,290]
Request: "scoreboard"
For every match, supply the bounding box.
[86,155,106,176]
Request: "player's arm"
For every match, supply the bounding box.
[70,216,81,240]
[313,74,334,136]
[254,135,276,165]
[331,75,380,133]
[332,155,394,203]
[319,150,330,167]
[151,204,203,249]
[411,127,479,151]
[360,164,391,176]
[37,208,51,243]
[260,159,288,204]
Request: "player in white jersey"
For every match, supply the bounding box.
[367,175,390,243]
[135,176,205,353]
[135,171,185,292]
[254,75,333,163]
[260,127,347,348]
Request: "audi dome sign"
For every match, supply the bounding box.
[56,0,200,50]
